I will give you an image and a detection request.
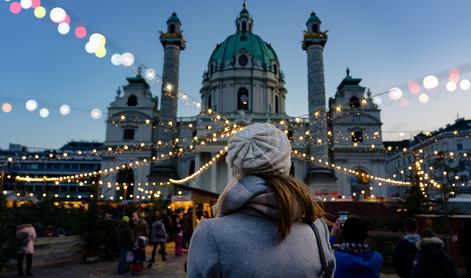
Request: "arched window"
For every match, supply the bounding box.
[208,94,212,110]
[275,95,280,113]
[127,95,138,106]
[189,160,195,175]
[117,168,134,200]
[273,64,278,75]
[169,24,176,33]
[351,130,363,143]
[312,24,318,33]
[238,88,249,111]
[350,96,360,108]
[242,22,247,33]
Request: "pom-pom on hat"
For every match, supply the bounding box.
[226,123,292,176]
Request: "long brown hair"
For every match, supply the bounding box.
[258,174,324,240]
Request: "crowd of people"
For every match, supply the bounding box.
[13,123,471,277]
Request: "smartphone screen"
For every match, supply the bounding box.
[339,212,348,224]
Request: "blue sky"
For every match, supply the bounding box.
[2,0,471,149]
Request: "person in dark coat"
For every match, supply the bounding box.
[393,218,420,278]
[116,216,133,274]
[459,220,471,278]
[182,211,193,249]
[330,216,383,278]
[412,229,458,278]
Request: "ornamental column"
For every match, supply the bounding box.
[302,12,337,190]
[150,12,185,181]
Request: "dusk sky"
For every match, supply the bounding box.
[2,0,471,149]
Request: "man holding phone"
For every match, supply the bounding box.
[329,215,383,278]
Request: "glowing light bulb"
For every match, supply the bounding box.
[95,46,107,58]
[111,54,122,66]
[446,81,457,92]
[31,0,41,8]
[388,87,403,101]
[91,108,102,120]
[59,104,70,116]
[20,0,32,9]
[418,93,429,104]
[121,52,135,67]
[423,75,439,89]
[2,103,12,113]
[25,99,38,111]
[57,22,70,35]
[408,80,421,95]
[372,96,382,105]
[39,108,49,118]
[33,6,46,18]
[459,79,470,91]
[50,7,66,23]
[9,2,21,14]
[74,26,87,39]
[144,68,156,81]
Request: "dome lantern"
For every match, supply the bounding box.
[236,0,253,33]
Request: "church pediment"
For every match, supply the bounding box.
[332,112,381,125]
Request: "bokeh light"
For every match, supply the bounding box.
[144,68,156,80]
[61,14,70,24]
[2,103,12,113]
[95,47,107,58]
[407,81,421,95]
[91,108,102,120]
[25,99,38,112]
[74,26,87,39]
[50,7,66,23]
[31,0,40,8]
[33,6,46,18]
[20,0,32,9]
[85,42,95,54]
[39,108,49,118]
[460,79,471,91]
[446,81,457,92]
[57,23,70,35]
[388,87,403,101]
[423,75,439,89]
[9,2,22,14]
[59,104,70,116]
[121,52,135,67]
[418,93,429,104]
[111,54,122,66]
[399,98,409,107]
[449,67,460,83]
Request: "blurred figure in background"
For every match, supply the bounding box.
[412,229,458,278]
[116,216,133,275]
[16,222,37,277]
[175,213,183,256]
[393,218,420,278]
[149,211,167,266]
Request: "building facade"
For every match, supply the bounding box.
[102,5,388,200]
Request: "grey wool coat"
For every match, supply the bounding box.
[187,210,335,277]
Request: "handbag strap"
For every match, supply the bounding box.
[309,221,333,278]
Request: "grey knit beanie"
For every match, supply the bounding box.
[226,123,292,176]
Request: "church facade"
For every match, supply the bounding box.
[101,5,388,201]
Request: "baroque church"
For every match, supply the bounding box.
[100,4,388,201]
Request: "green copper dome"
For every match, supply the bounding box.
[208,32,278,70]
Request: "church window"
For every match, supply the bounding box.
[127,95,138,106]
[273,64,278,75]
[275,95,280,113]
[169,24,176,33]
[238,55,248,67]
[189,160,195,175]
[208,94,212,110]
[123,129,135,140]
[352,130,363,143]
[350,96,361,108]
[238,88,249,111]
[312,24,319,33]
[242,22,247,33]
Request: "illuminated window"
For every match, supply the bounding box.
[238,88,249,110]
